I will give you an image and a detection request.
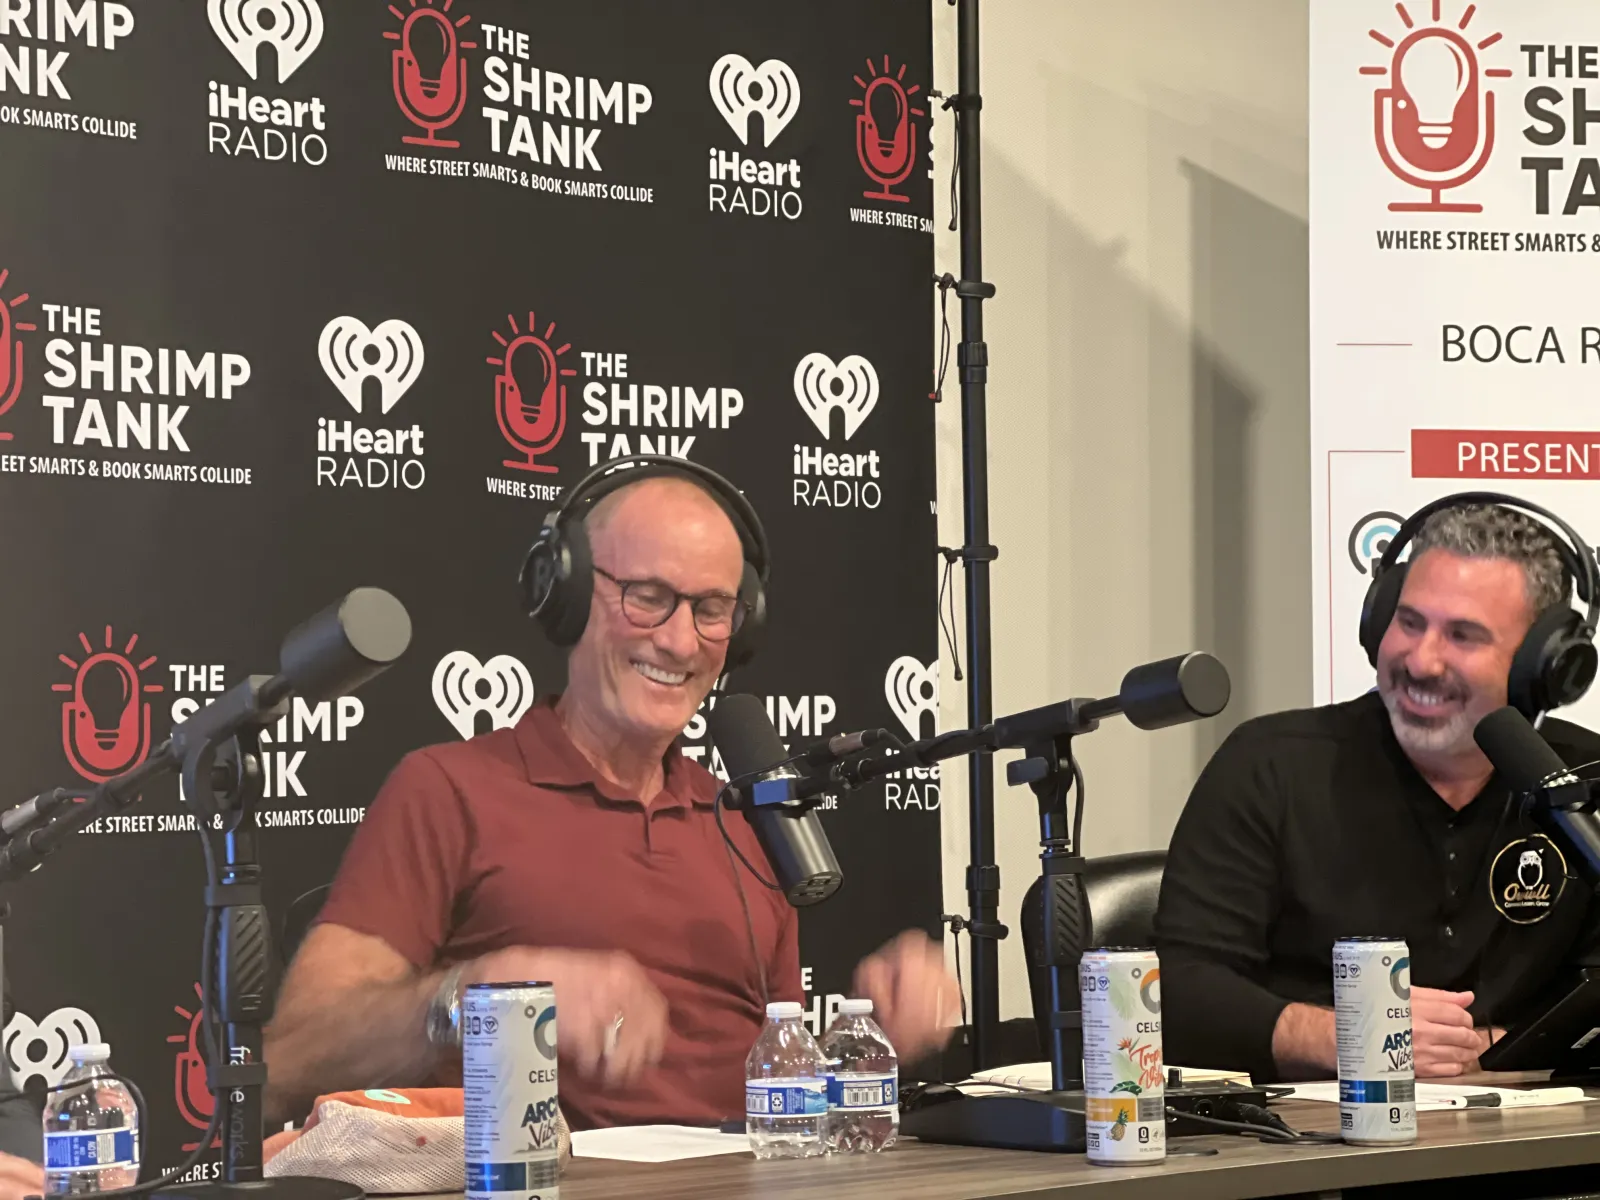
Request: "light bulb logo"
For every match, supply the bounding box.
[385,0,477,150]
[0,267,37,441]
[851,56,925,204]
[1363,3,1510,213]
[167,982,221,1151]
[489,311,574,474]
[55,625,163,782]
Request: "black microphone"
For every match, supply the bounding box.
[797,727,889,766]
[707,694,843,907]
[1475,706,1600,876]
[0,788,82,839]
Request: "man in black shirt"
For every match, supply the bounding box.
[1157,501,1600,1082]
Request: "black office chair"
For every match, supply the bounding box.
[280,883,332,966]
[1019,850,1166,1052]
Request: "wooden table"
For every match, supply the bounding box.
[557,1088,1600,1200]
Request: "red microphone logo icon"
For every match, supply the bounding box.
[489,311,574,474]
[0,268,37,441]
[851,56,925,204]
[167,983,220,1151]
[1364,4,1508,213]
[54,626,163,783]
[385,0,477,149]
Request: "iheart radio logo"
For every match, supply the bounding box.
[0,267,36,441]
[432,651,535,740]
[1363,1,1509,213]
[885,656,938,740]
[208,0,324,84]
[318,316,425,414]
[710,54,800,147]
[55,626,163,783]
[5,1006,101,1090]
[794,353,878,441]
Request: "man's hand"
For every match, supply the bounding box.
[851,930,960,1062]
[0,1150,43,1200]
[466,947,669,1087]
[1411,987,1488,1077]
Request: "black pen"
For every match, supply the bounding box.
[1461,1093,1502,1109]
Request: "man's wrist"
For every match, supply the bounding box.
[425,965,466,1049]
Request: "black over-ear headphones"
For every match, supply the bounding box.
[1359,491,1600,717]
[517,455,771,670]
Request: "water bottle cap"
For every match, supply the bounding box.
[838,998,874,1015]
[765,1001,804,1019]
[68,1042,110,1064]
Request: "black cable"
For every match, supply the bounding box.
[714,784,783,892]
[946,105,961,232]
[1166,1105,1342,1146]
[946,918,969,1031]
[721,833,770,1008]
[931,276,954,403]
[1070,758,1086,855]
[936,547,964,681]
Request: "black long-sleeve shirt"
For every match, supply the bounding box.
[1155,692,1600,1082]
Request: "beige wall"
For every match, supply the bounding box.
[931,2,1313,1019]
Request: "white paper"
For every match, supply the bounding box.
[1284,1081,1590,1111]
[569,1124,751,1163]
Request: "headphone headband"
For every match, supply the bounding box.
[1374,491,1599,635]
[543,455,770,581]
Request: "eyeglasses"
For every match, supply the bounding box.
[593,566,747,642]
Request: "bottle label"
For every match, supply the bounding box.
[745,1080,827,1117]
[44,1129,136,1172]
[827,1073,898,1109]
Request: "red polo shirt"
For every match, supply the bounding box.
[315,698,802,1129]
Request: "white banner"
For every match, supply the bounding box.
[1311,0,1600,726]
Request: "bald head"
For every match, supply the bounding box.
[584,475,741,555]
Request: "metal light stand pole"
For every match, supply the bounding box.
[945,0,1004,1071]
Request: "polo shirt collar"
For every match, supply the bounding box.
[512,697,709,809]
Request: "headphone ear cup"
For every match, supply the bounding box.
[724,561,767,671]
[1511,607,1598,716]
[1360,564,1408,668]
[539,519,594,648]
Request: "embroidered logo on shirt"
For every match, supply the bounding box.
[1490,834,1567,924]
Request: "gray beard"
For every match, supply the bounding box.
[1380,686,1477,759]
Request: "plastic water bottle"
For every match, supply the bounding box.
[744,1001,828,1159]
[44,1043,139,1195]
[820,998,899,1153]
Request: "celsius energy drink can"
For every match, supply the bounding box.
[1079,947,1166,1165]
[1333,938,1416,1145]
[464,982,561,1200]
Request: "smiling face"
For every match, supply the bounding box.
[1375,548,1538,767]
[561,476,745,747]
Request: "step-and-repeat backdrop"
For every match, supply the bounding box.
[1313,0,1600,725]
[0,0,937,1171]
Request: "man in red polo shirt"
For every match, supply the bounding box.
[263,472,956,1129]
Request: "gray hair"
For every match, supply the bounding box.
[1410,503,1571,614]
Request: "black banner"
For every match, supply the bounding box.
[0,0,936,1172]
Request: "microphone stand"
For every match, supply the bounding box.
[839,652,1229,1151]
[0,589,409,1199]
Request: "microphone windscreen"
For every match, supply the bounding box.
[707,694,787,779]
[1474,706,1570,793]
